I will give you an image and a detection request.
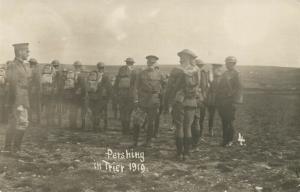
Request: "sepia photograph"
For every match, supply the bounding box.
[0,0,299,191]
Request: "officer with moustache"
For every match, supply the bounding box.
[132,55,164,147]
[165,49,199,160]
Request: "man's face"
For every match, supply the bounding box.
[179,54,191,65]
[19,49,30,60]
[225,62,235,70]
[126,62,134,66]
[147,58,156,67]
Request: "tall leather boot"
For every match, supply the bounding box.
[183,137,192,160]
[13,130,25,152]
[132,124,140,147]
[4,128,15,152]
[191,118,200,147]
[176,137,184,160]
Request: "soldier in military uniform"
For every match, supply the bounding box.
[40,63,56,127]
[28,58,41,125]
[3,43,31,153]
[204,64,223,137]
[165,49,199,160]
[86,62,112,131]
[191,59,210,146]
[114,58,136,135]
[0,65,8,123]
[68,61,85,129]
[51,60,63,127]
[132,55,164,147]
[216,56,242,147]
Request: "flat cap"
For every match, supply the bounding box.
[146,55,159,60]
[12,43,29,50]
[125,57,135,63]
[73,60,82,66]
[97,62,105,68]
[177,49,197,59]
[29,58,38,64]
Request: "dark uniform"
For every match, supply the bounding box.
[86,62,112,131]
[205,64,223,137]
[40,64,56,126]
[64,61,85,129]
[114,58,136,134]
[51,60,63,127]
[132,55,164,147]
[165,49,199,160]
[216,56,242,147]
[3,43,31,152]
[191,59,210,146]
[28,58,41,125]
[0,65,8,123]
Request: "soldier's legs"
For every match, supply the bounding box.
[154,105,163,138]
[218,104,230,146]
[100,102,108,131]
[4,114,16,151]
[132,108,147,147]
[173,103,184,158]
[191,107,201,146]
[119,100,132,134]
[145,105,159,146]
[69,102,77,129]
[199,105,206,137]
[183,107,196,158]
[208,106,216,136]
[0,96,4,123]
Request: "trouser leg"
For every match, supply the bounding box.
[208,106,216,136]
[146,106,158,145]
[173,104,184,157]
[13,130,25,152]
[132,123,140,147]
[183,107,196,157]
[199,106,206,137]
[119,103,127,134]
[4,120,16,151]
[191,107,201,146]
[102,103,108,131]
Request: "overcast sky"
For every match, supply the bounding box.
[1,0,300,67]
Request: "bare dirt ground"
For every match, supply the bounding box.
[0,93,299,192]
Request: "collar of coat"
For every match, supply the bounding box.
[178,64,198,76]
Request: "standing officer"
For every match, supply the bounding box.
[3,43,31,153]
[216,56,242,147]
[114,58,136,135]
[132,55,164,147]
[165,49,199,160]
[28,58,41,125]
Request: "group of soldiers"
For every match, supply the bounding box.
[1,43,242,161]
